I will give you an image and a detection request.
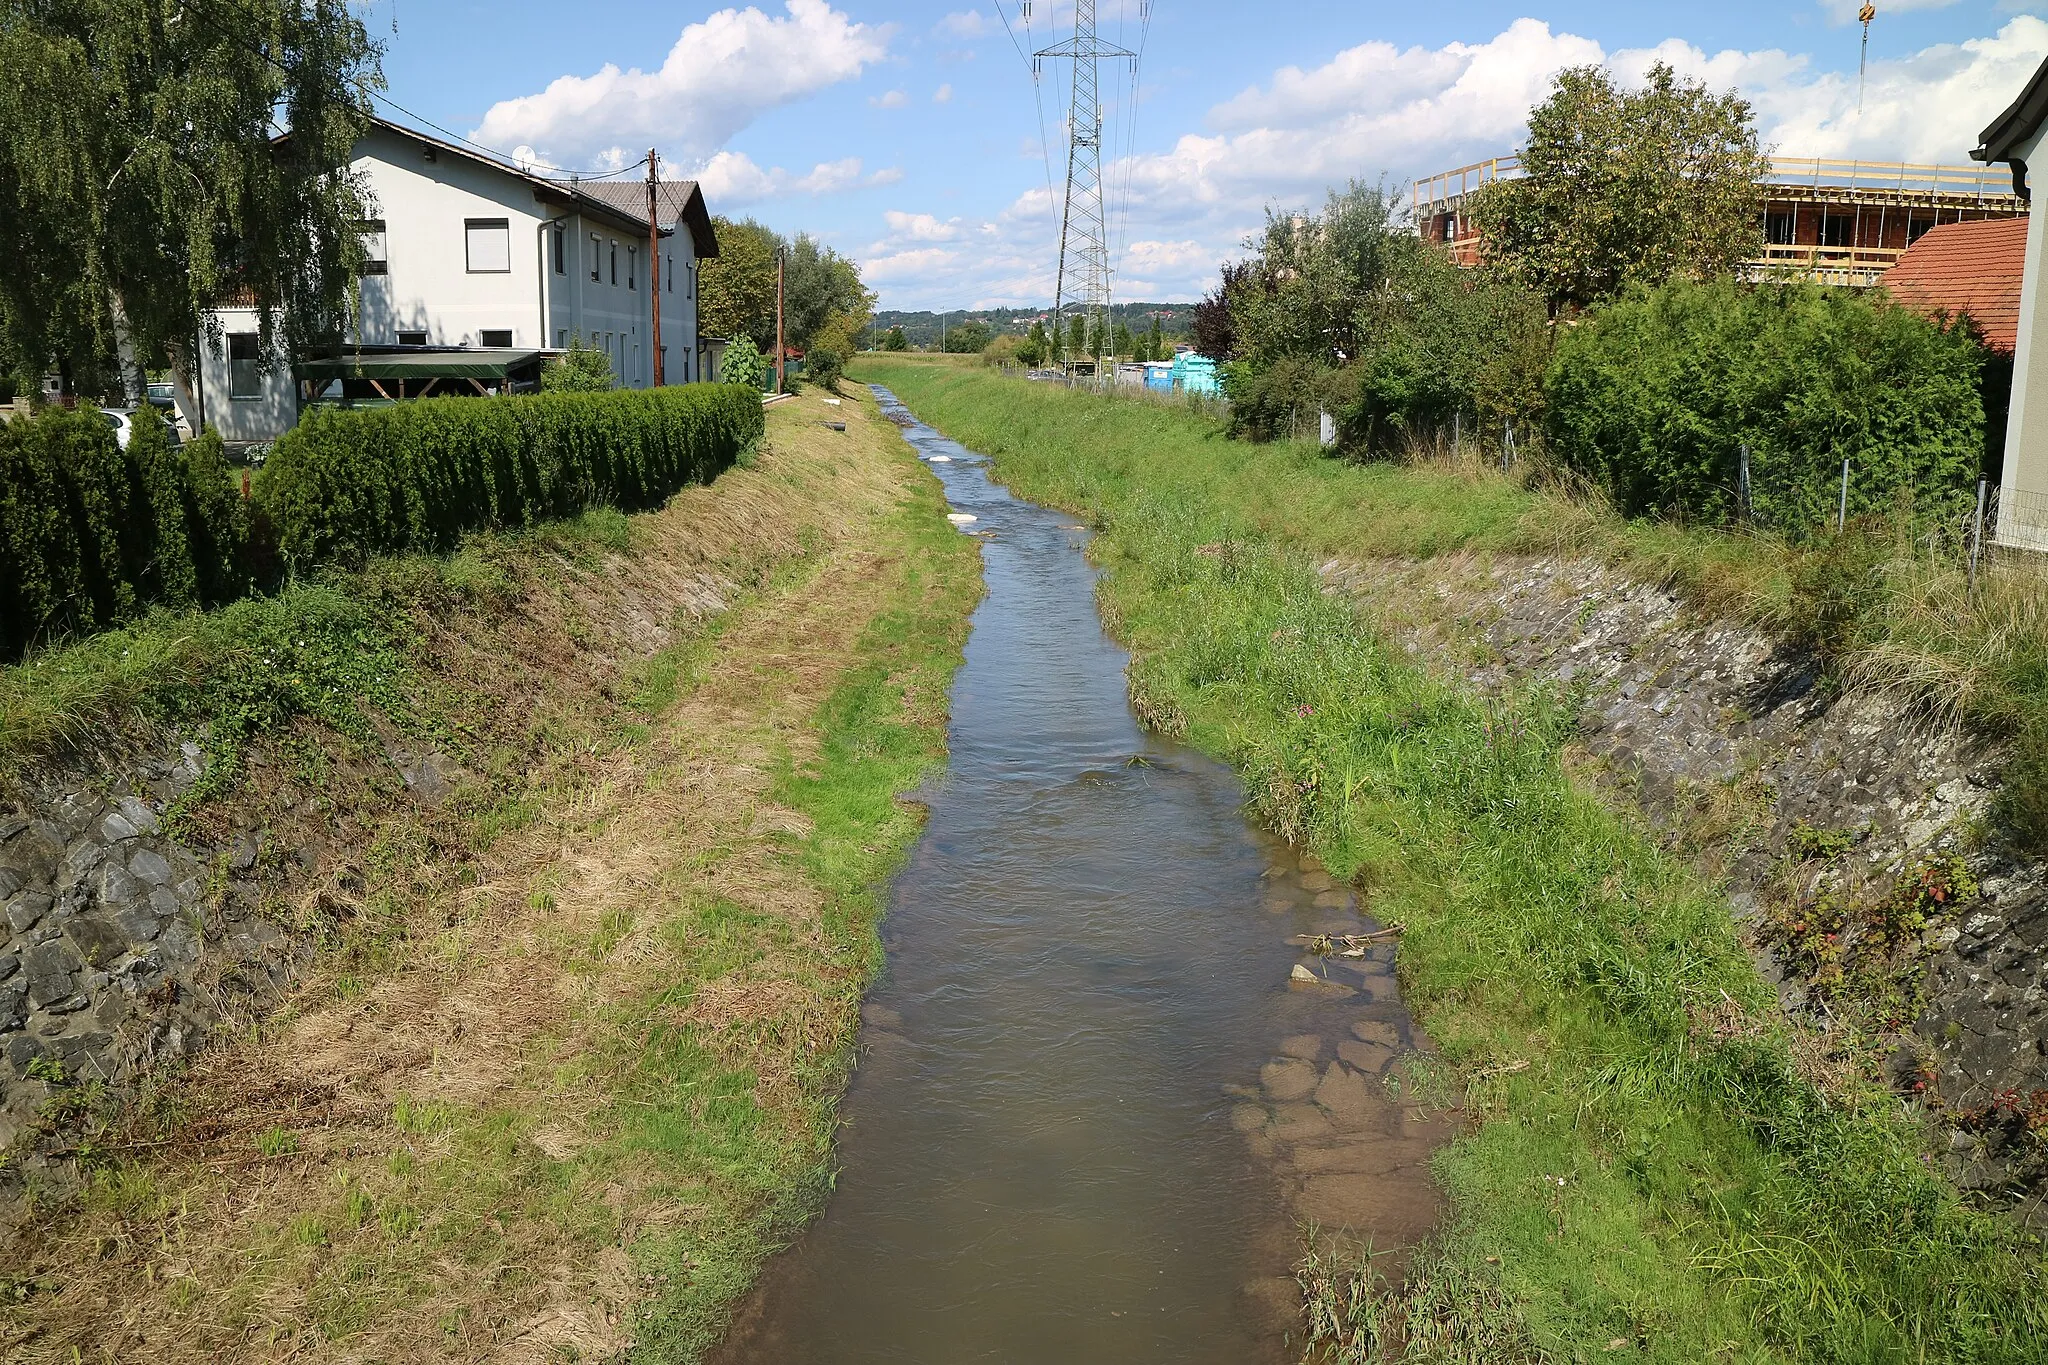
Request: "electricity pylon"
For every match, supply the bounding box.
[1037,0,1132,379]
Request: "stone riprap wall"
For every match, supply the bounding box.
[1322,553,2047,1209]
[0,737,305,1163]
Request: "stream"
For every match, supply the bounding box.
[713,387,1449,1363]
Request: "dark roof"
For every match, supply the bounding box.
[1883,218,2027,354]
[1976,53,2048,188]
[577,180,720,258]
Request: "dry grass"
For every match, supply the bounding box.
[0,388,968,1363]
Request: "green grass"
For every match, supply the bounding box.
[854,359,2048,1364]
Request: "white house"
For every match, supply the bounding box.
[193,118,719,443]
[1975,57,2048,549]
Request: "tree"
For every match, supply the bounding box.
[541,334,614,391]
[783,232,872,351]
[943,320,992,354]
[1112,321,1134,361]
[1191,262,1249,360]
[1019,319,1048,366]
[1147,316,1164,362]
[0,1,383,397]
[880,326,909,351]
[698,217,779,350]
[1471,62,1770,314]
[1067,313,1085,361]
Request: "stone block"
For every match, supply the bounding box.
[59,841,106,888]
[0,868,22,900]
[114,797,160,835]
[95,864,146,907]
[0,982,24,1027]
[6,893,51,936]
[148,886,181,916]
[0,953,16,982]
[22,939,83,1009]
[98,812,140,843]
[5,1034,47,1077]
[127,849,173,887]
[156,918,199,966]
[109,901,163,945]
[68,917,127,967]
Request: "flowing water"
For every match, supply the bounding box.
[714,388,1450,1364]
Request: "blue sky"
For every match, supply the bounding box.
[356,1,2047,309]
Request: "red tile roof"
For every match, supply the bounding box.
[1883,216,2028,354]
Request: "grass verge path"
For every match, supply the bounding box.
[1,387,978,1364]
[856,360,2048,1365]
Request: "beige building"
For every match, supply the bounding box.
[1976,54,2048,549]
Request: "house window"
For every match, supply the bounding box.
[479,329,513,348]
[590,233,601,282]
[551,224,565,275]
[610,242,618,287]
[359,219,388,275]
[628,246,637,291]
[227,333,262,400]
[1820,213,1852,249]
[557,329,568,348]
[1907,216,1937,245]
[466,218,511,273]
[1765,210,1795,246]
[666,255,673,293]
[397,330,428,347]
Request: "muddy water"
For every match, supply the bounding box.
[714,388,1450,1363]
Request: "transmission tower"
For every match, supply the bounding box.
[1036,1,1133,379]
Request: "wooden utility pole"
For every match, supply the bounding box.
[775,249,786,393]
[647,148,663,387]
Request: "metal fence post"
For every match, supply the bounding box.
[1838,456,1849,533]
[1970,477,1988,601]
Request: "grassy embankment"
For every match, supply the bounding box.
[855,358,2048,1364]
[0,387,979,1363]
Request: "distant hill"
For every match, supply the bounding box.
[871,302,1196,350]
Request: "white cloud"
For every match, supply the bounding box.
[935,10,990,38]
[884,210,964,240]
[934,83,954,104]
[697,151,900,203]
[871,88,910,109]
[472,0,887,168]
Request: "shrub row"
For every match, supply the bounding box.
[1546,280,1987,530]
[259,384,764,565]
[0,408,247,659]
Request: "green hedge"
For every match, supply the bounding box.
[257,383,764,565]
[0,408,248,659]
[1545,280,1986,531]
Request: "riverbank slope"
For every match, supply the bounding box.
[854,359,2047,1364]
[0,386,978,1363]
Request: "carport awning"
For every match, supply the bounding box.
[295,348,542,382]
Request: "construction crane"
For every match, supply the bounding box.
[1859,3,1876,112]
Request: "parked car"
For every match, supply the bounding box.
[99,407,183,451]
[145,381,194,437]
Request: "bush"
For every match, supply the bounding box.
[0,407,246,659]
[258,384,763,566]
[541,336,616,392]
[1546,280,1986,531]
[721,337,768,391]
[806,345,845,391]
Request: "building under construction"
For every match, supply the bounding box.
[1413,156,2024,288]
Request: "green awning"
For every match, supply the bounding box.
[295,348,542,382]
